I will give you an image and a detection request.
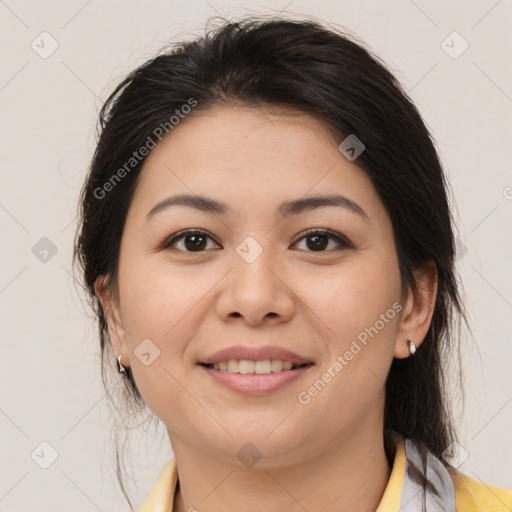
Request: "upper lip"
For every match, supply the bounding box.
[198,345,314,365]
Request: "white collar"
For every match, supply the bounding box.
[400,437,456,511]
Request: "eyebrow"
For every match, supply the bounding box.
[146,193,369,223]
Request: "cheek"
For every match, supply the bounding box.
[298,252,401,409]
[119,257,202,337]
[295,271,399,436]
[301,257,401,342]
[117,259,201,421]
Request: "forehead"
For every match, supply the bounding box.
[145,105,341,169]
[128,105,382,222]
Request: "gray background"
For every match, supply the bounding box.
[1,0,511,510]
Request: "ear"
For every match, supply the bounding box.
[94,275,130,367]
[394,262,438,359]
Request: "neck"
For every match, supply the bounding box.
[170,421,392,512]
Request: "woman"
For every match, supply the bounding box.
[73,15,512,512]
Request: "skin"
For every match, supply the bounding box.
[95,105,437,512]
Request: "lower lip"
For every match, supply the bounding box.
[198,364,314,396]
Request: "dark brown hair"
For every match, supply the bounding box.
[73,15,468,510]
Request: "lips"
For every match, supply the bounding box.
[200,363,313,395]
[198,345,314,366]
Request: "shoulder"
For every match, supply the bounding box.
[451,470,512,511]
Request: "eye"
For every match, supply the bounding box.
[162,229,221,252]
[161,228,353,253]
[292,229,353,252]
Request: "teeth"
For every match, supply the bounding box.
[211,359,296,374]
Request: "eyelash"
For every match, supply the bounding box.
[161,228,353,253]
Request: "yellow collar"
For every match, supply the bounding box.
[140,456,178,512]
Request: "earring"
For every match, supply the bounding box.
[408,340,416,356]
[117,354,127,374]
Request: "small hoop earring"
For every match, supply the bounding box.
[117,354,127,374]
[408,340,416,356]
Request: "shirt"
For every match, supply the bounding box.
[140,435,512,511]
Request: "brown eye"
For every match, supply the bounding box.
[162,230,220,252]
[293,229,353,252]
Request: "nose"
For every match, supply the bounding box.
[215,245,295,326]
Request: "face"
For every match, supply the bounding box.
[98,105,431,467]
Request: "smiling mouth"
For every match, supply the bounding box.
[198,361,314,374]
